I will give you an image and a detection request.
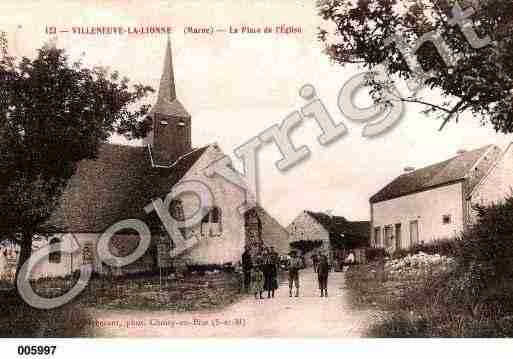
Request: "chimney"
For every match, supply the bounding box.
[404,166,416,173]
[457,149,467,156]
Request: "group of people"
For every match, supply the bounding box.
[242,246,279,299]
[242,246,332,299]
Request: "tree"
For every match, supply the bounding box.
[0,45,153,286]
[317,0,513,131]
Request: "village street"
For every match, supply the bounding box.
[88,269,384,337]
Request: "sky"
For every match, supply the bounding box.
[1,0,512,227]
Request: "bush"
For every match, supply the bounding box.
[366,247,385,262]
[413,238,462,258]
[447,198,513,317]
[369,238,461,262]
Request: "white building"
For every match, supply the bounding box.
[370,145,503,252]
[287,211,369,266]
[1,39,289,279]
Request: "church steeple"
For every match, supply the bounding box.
[146,37,191,166]
[157,38,176,103]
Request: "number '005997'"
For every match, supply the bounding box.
[17,345,56,356]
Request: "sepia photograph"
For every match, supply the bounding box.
[1,0,513,355]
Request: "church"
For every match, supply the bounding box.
[2,39,290,279]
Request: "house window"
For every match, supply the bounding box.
[409,220,419,247]
[374,227,381,248]
[384,226,394,247]
[49,237,61,264]
[395,223,402,250]
[442,214,452,225]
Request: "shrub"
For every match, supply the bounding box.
[366,247,385,262]
[413,238,462,258]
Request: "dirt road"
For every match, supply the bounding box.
[89,269,382,337]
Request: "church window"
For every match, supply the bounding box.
[211,207,221,223]
[49,237,61,264]
[200,207,223,236]
[82,243,93,265]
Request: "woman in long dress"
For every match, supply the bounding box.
[0,249,7,281]
[263,250,278,298]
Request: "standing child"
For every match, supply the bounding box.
[317,254,330,297]
[250,264,264,299]
[288,250,303,297]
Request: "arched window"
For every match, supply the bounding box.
[49,237,61,264]
[200,207,223,236]
[212,207,222,235]
[211,207,221,224]
[82,243,93,265]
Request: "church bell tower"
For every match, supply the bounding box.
[145,38,191,166]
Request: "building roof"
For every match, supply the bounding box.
[370,145,496,204]
[45,38,205,233]
[254,206,290,254]
[45,143,208,233]
[148,38,190,119]
[305,211,370,248]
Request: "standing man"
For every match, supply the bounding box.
[288,250,303,297]
[263,247,279,298]
[242,245,253,293]
[317,254,330,297]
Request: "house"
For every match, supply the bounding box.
[286,210,370,266]
[470,142,513,215]
[1,39,289,279]
[369,145,503,252]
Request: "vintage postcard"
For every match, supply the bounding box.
[1,0,513,350]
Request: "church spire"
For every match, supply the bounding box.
[146,37,192,166]
[157,36,176,102]
[148,36,189,119]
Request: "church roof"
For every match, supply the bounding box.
[45,143,208,233]
[370,144,497,204]
[148,38,190,119]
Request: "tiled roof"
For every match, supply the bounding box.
[370,145,496,204]
[306,211,370,243]
[45,143,208,233]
